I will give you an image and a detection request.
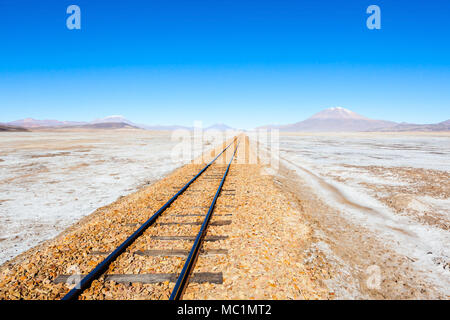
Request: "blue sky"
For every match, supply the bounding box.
[0,0,449,128]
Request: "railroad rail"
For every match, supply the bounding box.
[61,137,240,300]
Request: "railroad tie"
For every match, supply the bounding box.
[168,213,232,217]
[54,272,223,285]
[190,205,236,208]
[157,220,232,226]
[150,235,228,241]
[135,249,228,257]
[88,249,227,256]
[60,137,239,300]
[125,220,231,227]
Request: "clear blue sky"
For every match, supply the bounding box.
[0,0,449,128]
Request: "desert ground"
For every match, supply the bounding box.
[0,130,211,265]
[256,132,450,298]
[0,130,449,299]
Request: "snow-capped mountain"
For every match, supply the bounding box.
[309,107,369,120]
[259,107,397,132]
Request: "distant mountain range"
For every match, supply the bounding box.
[7,118,86,128]
[3,117,140,130]
[205,123,234,131]
[3,109,449,132]
[258,107,449,132]
[2,116,237,132]
[64,122,140,129]
[372,119,450,132]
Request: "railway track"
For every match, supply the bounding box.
[59,136,240,300]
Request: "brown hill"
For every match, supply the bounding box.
[0,124,29,132]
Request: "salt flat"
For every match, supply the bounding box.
[257,132,450,298]
[0,130,210,265]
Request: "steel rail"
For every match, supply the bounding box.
[169,139,240,300]
[62,137,237,300]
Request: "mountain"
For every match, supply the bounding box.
[309,107,369,120]
[8,118,86,128]
[6,116,141,130]
[372,119,450,132]
[69,122,140,129]
[138,124,192,131]
[0,124,29,132]
[90,119,236,131]
[205,123,235,131]
[260,107,397,132]
[90,115,134,125]
[90,116,188,130]
[258,108,449,132]
[5,116,193,131]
